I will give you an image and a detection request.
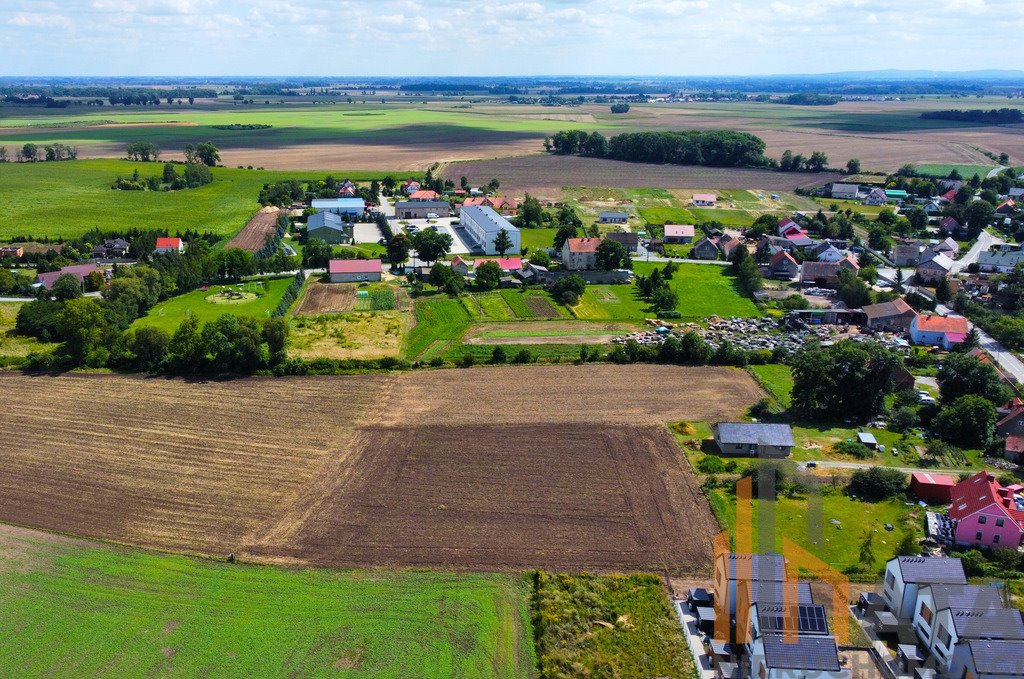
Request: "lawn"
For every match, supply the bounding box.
[0,159,390,241]
[748,364,794,408]
[518,227,558,252]
[573,284,648,321]
[0,301,57,365]
[404,295,473,361]
[132,277,293,333]
[468,292,516,321]
[633,262,761,319]
[0,529,534,677]
[709,489,917,575]
[638,206,697,226]
[790,423,925,468]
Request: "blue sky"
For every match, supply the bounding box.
[1,0,1022,77]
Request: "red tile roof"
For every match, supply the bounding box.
[474,257,523,271]
[566,238,602,253]
[770,250,797,266]
[1007,435,1024,455]
[915,315,969,334]
[941,189,957,202]
[409,190,440,200]
[155,237,182,249]
[328,259,382,274]
[950,471,1024,524]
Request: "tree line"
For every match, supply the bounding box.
[921,109,1023,124]
[546,129,771,167]
[1,143,78,162]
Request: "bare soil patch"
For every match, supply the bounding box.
[464,320,636,346]
[0,366,762,571]
[296,282,356,315]
[443,155,843,199]
[225,206,280,252]
[525,296,560,318]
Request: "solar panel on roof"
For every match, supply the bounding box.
[798,605,829,634]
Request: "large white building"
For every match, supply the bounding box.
[460,205,521,255]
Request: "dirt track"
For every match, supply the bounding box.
[0,366,762,572]
[225,206,280,252]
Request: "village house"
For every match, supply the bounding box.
[327,259,382,283]
[462,196,519,215]
[605,231,639,252]
[713,422,794,458]
[757,236,797,257]
[470,257,524,275]
[717,234,742,259]
[933,237,959,258]
[861,297,918,332]
[997,199,1016,215]
[882,556,967,619]
[91,238,130,259]
[336,179,357,197]
[768,250,799,280]
[978,250,1024,274]
[923,200,943,215]
[306,212,353,245]
[996,402,1024,438]
[461,205,521,256]
[909,315,969,349]
[940,216,965,237]
[799,257,859,288]
[311,198,366,218]
[830,182,860,200]
[450,255,472,277]
[916,253,954,284]
[777,216,800,234]
[692,193,717,207]
[561,237,602,271]
[401,179,421,195]
[893,241,924,267]
[864,188,888,206]
[913,584,1021,673]
[886,189,909,203]
[0,246,23,258]
[395,200,452,220]
[691,236,720,260]
[408,189,441,201]
[154,237,184,255]
[598,211,628,224]
[786,231,815,248]
[949,471,1024,549]
[1005,435,1024,462]
[36,263,103,290]
[663,224,695,244]
[815,244,846,263]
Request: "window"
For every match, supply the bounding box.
[994,534,1001,544]
[979,515,988,525]
[976,532,983,541]
[885,572,895,591]
[919,602,933,626]
[996,518,1005,527]
[937,624,952,649]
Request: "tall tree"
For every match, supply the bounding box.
[492,228,513,257]
[195,141,220,167]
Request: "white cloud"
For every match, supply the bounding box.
[8,12,74,30]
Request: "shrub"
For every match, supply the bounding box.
[848,467,906,501]
[512,348,534,364]
[490,346,507,364]
[833,440,874,459]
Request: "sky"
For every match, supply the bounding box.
[1,0,1023,77]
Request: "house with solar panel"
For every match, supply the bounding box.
[948,639,1024,679]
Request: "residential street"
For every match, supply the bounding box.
[950,229,1002,274]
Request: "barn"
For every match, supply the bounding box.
[328,259,382,283]
[909,472,957,504]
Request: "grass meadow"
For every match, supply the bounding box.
[404,295,473,361]
[0,159,391,241]
[132,277,293,333]
[914,163,997,178]
[747,364,794,408]
[0,301,57,365]
[0,530,534,677]
[632,262,761,319]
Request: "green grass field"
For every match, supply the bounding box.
[518,228,558,252]
[914,163,997,179]
[133,277,293,333]
[633,262,761,319]
[0,529,534,677]
[709,490,916,573]
[0,159,390,241]
[748,364,794,408]
[0,301,57,365]
[404,295,473,361]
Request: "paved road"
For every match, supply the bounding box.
[933,301,1024,384]
[988,166,1009,179]
[951,230,1002,274]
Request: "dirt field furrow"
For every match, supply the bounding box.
[0,366,761,572]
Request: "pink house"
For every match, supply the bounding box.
[949,471,1024,549]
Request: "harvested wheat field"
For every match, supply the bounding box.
[0,366,762,572]
[224,206,280,252]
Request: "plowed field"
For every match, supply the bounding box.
[0,366,762,572]
[225,206,280,252]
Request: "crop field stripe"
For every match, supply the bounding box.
[499,290,534,318]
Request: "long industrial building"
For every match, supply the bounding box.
[460,205,521,255]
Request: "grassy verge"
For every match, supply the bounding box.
[532,571,693,679]
[747,364,794,408]
[404,295,473,361]
[0,301,58,365]
[0,529,535,677]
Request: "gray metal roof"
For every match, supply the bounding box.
[741,580,814,607]
[761,634,840,671]
[715,422,795,447]
[951,608,1024,640]
[979,251,1024,268]
[893,556,967,585]
[600,211,629,218]
[967,640,1024,674]
[311,198,365,209]
[726,553,786,580]
[307,211,349,232]
[927,584,1004,612]
[460,205,519,235]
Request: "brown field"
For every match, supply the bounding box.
[0,366,762,572]
[464,321,635,346]
[224,206,280,252]
[287,311,408,361]
[295,281,356,315]
[525,295,560,318]
[443,155,843,198]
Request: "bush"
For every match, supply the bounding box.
[512,348,534,364]
[833,440,874,459]
[697,455,736,474]
[459,353,476,368]
[490,346,508,364]
[848,467,906,501]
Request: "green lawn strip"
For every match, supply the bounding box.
[473,292,516,321]
[915,163,997,179]
[499,290,533,318]
[632,262,761,319]
[404,295,473,361]
[0,535,534,677]
[708,489,917,574]
[811,197,887,217]
[533,571,694,679]
[446,342,603,364]
[477,329,624,339]
[638,206,697,226]
[573,284,647,321]
[518,228,558,251]
[0,159,394,241]
[132,277,293,334]
[747,364,794,408]
[790,423,924,468]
